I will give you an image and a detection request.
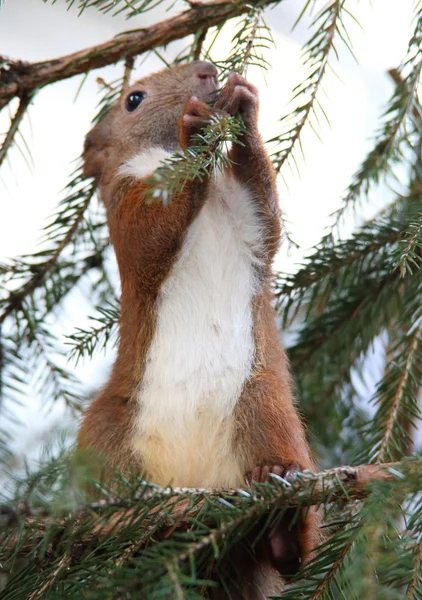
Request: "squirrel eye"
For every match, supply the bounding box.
[125,91,146,112]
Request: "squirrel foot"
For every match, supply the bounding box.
[245,462,302,576]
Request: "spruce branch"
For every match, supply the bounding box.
[394,212,422,277]
[363,298,422,465]
[122,55,135,90]
[1,459,421,600]
[0,68,129,413]
[0,460,418,556]
[8,311,83,411]
[0,67,128,333]
[216,4,274,77]
[274,195,419,326]
[0,175,95,326]
[325,6,422,233]
[0,0,283,111]
[279,514,360,599]
[273,194,422,459]
[66,302,119,363]
[27,554,71,600]
[147,5,273,205]
[270,0,348,173]
[406,539,422,599]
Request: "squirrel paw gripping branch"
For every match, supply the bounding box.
[78,61,318,599]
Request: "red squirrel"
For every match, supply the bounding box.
[78,61,318,598]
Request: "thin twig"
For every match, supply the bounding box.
[0,93,33,169]
[122,56,135,90]
[377,317,422,463]
[406,539,422,599]
[193,28,208,61]
[239,7,263,77]
[27,554,71,600]
[0,190,94,326]
[311,536,356,600]
[388,68,422,128]
[273,0,342,172]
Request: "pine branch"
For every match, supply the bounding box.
[0,0,283,111]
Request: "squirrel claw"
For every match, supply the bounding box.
[245,462,301,487]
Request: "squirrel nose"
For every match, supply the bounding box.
[197,73,218,84]
[194,61,218,78]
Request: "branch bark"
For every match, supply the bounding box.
[0,0,280,111]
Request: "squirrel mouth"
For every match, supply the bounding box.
[197,73,219,99]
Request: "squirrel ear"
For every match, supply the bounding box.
[82,117,114,180]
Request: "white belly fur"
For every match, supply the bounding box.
[121,148,264,487]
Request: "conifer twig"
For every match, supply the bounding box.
[27,555,71,600]
[270,0,344,172]
[0,188,94,326]
[406,539,422,598]
[122,56,135,90]
[0,93,33,170]
[374,313,422,464]
[193,28,208,61]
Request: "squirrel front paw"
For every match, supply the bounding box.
[215,73,259,128]
[177,96,213,150]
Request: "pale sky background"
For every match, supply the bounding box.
[0,0,418,466]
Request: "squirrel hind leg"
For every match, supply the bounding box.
[266,509,301,575]
[246,462,312,577]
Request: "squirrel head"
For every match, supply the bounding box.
[83,61,219,183]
